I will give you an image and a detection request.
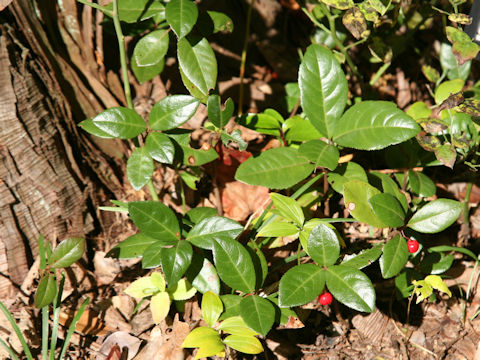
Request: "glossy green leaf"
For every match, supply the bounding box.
[187,216,243,250]
[202,291,223,326]
[177,36,217,99]
[325,265,375,312]
[256,222,299,237]
[419,253,454,275]
[333,101,420,150]
[131,56,164,83]
[429,245,478,261]
[219,296,243,320]
[239,113,281,136]
[298,44,348,138]
[127,147,154,191]
[299,218,326,253]
[408,170,436,197]
[298,139,339,170]
[145,132,175,164]
[180,171,200,190]
[185,207,218,225]
[240,295,275,336]
[212,237,256,293]
[168,131,219,166]
[50,237,85,268]
[278,264,325,307]
[165,0,198,38]
[129,201,180,244]
[283,116,322,142]
[223,335,263,354]
[379,235,409,278]
[208,95,234,129]
[270,193,304,226]
[160,240,192,285]
[92,107,146,139]
[34,273,57,308]
[142,242,164,269]
[372,172,408,212]
[307,223,340,266]
[149,95,200,131]
[191,258,220,295]
[407,101,432,121]
[246,245,268,289]
[107,233,157,259]
[434,79,464,105]
[133,30,169,67]
[343,180,387,228]
[368,193,405,228]
[217,316,259,336]
[341,243,383,269]
[407,199,462,233]
[197,11,234,35]
[78,118,115,139]
[105,0,164,23]
[235,147,314,189]
[220,130,247,151]
[327,161,367,195]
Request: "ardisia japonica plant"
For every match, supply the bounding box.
[75,0,478,357]
[0,236,88,360]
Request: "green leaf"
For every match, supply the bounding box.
[142,242,164,269]
[325,265,375,313]
[177,36,217,99]
[145,132,175,164]
[217,316,259,336]
[343,180,387,228]
[270,193,304,226]
[131,56,164,84]
[406,101,432,121]
[105,0,165,23]
[368,193,406,228]
[78,118,115,139]
[208,95,234,129]
[223,335,263,354]
[256,221,299,237]
[283,116,322,142]
[34,273,57,308]
[127,147,154,191]
[128,201,180,244]
[219,296,243,320]
[202,291,223,326]
[419,253,454,275]
[298,139,339,170]
[165,0,198,38]
[160,240,193,285]
[278,264,325,307]
[322,0,354,10]
[185,207,218,225]
[235,147,314,189]
[440,43,471,81]
[298,44,348,138]
[327,161,367,195]
[107,233,157,259]
[50,237,85,268]
[373,172,408,212]
[238,113,281,136]
[240,295,275,336]
[149,95,200,131]
[92,107,146,139]
[408,170,436,197]
[307,223,341,266]
[191,258,220,295]
[212,237,256,293]
[379,235,409,278]
[197,11,234,35]
[333,101,420,150]
[341,243,383,269]
[434,79,464,105]
[167,131,219,166]
[133,30,169,67]
[187,216,243,250]
[220,130,247,151]
[434,144,456,169]
[407,199,462,233]
[429,245,478,261]
[180,171,200,190]
[421,65,440,83]
[168,278,197,300]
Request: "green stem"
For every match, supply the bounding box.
[369,62,391,86]
[50,273,65,360]
[463,181,473,225]
[147,180,159,201]
[76,0,112,16]
[41,306,49,359]
[57,298,90,360]
[238,0,254,116]
[112,0,133,109]
[0,301,33,360]
[0,338,20,360]
[463,260,479,325]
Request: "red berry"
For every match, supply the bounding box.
[318,292,333,305]
[407,240,419,253]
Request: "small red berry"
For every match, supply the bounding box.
[407,240,419,253]
[318,292,333,305]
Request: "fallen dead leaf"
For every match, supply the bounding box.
[97,331,141,360]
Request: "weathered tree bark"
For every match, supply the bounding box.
[0,0,128,297]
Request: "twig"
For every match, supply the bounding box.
[238,0,254,115]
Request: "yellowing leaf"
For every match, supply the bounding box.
[412,280,432,304]
[182,326,222,348]
[150,291,171,324]
[124,276,158,299]
[217,316,259,337]
[168,279,197,300]
[223,334,263,354]
[202,291,223,327]
[151,272,166,291]
[424,275,452,297]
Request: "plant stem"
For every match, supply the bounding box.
[369,62,391,86]
[147,180,159,201]
[76,0,112,16]
[41,306,49,359]
[57,298,90,360]
[112,0,133,109]
[0,301,33,360]
[238,0,254,116]
[463,260,479,325]
[50,273,65,360]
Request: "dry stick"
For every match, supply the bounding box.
[238,0,254,116]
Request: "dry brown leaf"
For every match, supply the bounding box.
[222,181,270,221]
[97,331,141,360]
